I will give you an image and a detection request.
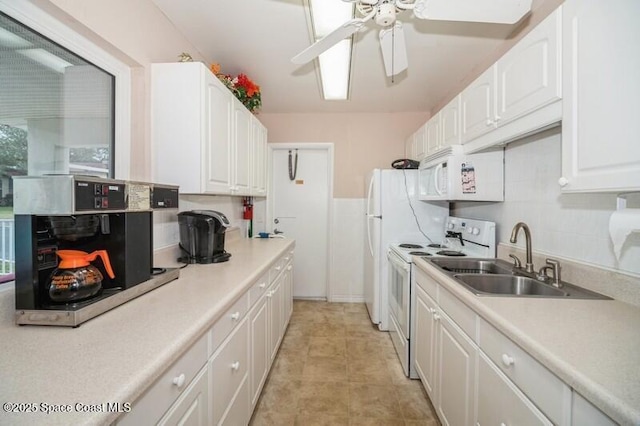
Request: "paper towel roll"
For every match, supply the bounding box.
[609,208,640,260]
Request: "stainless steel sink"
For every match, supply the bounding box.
[426,257,611,299]
[453,274,568,297]
[429,258,513,275]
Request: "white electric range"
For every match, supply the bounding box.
[387,216,496,378]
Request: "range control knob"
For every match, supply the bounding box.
[472,227,480,235]
[447,222,455,230]
[466,227,473,234]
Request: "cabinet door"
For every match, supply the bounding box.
[232,102,251,195]
[496,8,561,125]
[158,366,209,426]
[477,352,552,426]
[571,391,617,426]
[425,115,441,155]
[205,75,233,194]
[414,125,428,160]
[283,260,294,328]
[436,312,476,426]
[250,117,267,196]
[249,295,269,410]
[461,65,497,144]
[440,95,461,149]
[560,0,640,192]
[210,316,249,426]
[268,277,284,364]
[414,285,438,398]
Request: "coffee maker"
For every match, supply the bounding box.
[178,210,231,264]
[13,175,180,327]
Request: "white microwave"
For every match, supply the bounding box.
[418,147,504,202]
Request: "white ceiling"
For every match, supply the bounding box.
[152,0,546,114]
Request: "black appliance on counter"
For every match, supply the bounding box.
[13,175,180,327]
[178,210,231,264]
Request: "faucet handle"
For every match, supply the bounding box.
[545,258,562,286]
[508,254,522,268]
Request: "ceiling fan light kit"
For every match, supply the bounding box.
[292,0,533,85]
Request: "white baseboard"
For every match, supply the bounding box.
[328,295,365,303]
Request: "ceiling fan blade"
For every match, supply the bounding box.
[414,0,533,24]
[379,21,408,77]
[291,19,365,64]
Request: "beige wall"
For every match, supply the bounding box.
[40,0,207,181]
[260,112,428,199]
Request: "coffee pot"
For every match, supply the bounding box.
[48,250,115,303]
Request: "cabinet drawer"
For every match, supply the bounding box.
[478,319,568,425]
[571,391,616,426]
[438,286,477,341]
[269,256,286,284]
[249,272,269,307]
[157,365,209,426]
[210,316,249,426]
[118,333,208,426]
[414,267,438,300]
[477,351,552,426]
[209,292,249,353]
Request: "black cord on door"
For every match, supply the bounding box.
[288,149,298,180]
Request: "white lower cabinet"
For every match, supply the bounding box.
[117,248,294,426]
[414,284,438,398]
[158,366,209,426]
[436,312,476,426]
[210,316,249,425]
[571,392,617,426]
[477,351,552,426]
[413,265,615,426]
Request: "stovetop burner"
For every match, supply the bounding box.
[409,251,431,256]
[399,243,423,249]
[436,250,467,257]
[428,243,445,248]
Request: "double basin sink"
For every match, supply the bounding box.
[427,258,610,299]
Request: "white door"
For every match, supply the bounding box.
[270,145,330,299]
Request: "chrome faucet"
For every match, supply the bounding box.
[509,222,534,273]
[538,259,563,288]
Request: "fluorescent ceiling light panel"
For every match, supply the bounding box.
[0,27,32,49]
[318,40,351,100]
[16,48,72,73]
[309,0,353,100]
[309,0,353,37]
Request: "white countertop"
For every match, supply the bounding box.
[0,237,294,426]
[414,256,640,426]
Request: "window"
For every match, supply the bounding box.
[0,10,116,282]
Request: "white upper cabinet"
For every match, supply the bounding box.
[152,62,267,196]
[205,76,233,194]
[251,117,267,196]
[232,102,251,195]
[425,116,441,155]
[440,95,461,149]
[461,7,562,152]
[461,65,497,144]
[496,8,561,125]
[560,0,640,192]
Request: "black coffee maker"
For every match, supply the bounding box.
[12,175,179,326]
[178,210,231,264]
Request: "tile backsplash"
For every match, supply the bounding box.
[453,127,640,276]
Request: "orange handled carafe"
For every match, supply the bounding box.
[48,250,115,303]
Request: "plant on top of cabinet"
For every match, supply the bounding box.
[211,63,262,114]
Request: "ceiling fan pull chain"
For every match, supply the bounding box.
[391,24,395,83]
[288,149,298,181]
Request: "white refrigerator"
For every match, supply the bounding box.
[364,169,448,330]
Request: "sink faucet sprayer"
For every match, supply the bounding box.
[509,222,534,273]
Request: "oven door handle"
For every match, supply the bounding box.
[387,250,410,273]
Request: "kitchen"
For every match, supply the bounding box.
[0,0,639,425]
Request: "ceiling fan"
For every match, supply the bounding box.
[291,0,533,77]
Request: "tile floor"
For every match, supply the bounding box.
[250,300,440,426]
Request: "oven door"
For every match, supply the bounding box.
[387,249,410,338]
